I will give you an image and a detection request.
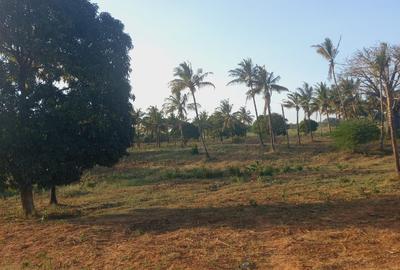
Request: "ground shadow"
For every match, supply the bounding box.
[69,195,400,233]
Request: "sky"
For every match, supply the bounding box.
[94,0,400,123]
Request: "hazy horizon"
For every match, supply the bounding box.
[94,0,400,123]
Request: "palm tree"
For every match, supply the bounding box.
[298,82,315,141]
[312,37,346,118]
[132,108,145,148]
[340,78,361,119]
[216,99,237,136]
[169,61,215,158]
[284,92,302,144]
[234,106,254,137]
[144,106,164,148]
[228,58,264,146]
[313,82,332,134]
[254,65,288,152]
[235,106,254,126]
[163,91,188,147]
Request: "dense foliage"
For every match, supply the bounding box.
[0,0,133,214]
[332,120,379,150]
[299,120,319,134]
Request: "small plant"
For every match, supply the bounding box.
[260,166,274,176]
[295,165,303,171]
[282,165,293,173]
[190,144,199,155]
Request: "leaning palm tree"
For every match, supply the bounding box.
[312,37,346,118]
[284,92,302,144]
[298,82,315,142]
[313,82,332,134]
[228,58,264,146]
[254,65,288,152]
[169,61,214,158]
[163,91,188,147]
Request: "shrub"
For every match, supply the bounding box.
[332,119,379,151]
[190,144,199,155]
[299,119,318,134]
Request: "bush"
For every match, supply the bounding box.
[332,119,379,151]
[191,144,199,155]
[299,119,318,134]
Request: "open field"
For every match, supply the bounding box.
[2,136,400,269]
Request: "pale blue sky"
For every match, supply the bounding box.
[94,0,400,122]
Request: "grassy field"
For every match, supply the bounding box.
[2,135,400,269]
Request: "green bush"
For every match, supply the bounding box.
[299,119,318,134]
[332,119,379,150]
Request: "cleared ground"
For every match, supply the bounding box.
[1,136,400,269]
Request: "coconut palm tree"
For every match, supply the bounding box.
[298,82,315,141]
[284,92,302,144]
[235,106,254,126]
[163,91,188,147]
[234,106,254,137]
[169,61,214,158]
[143,106,164,148]
[312,37,346,118]
[254,65,288,152]
[132,108,145,148]
[228,58,264,146]
[216,99,237,136]
[313,82,332,134]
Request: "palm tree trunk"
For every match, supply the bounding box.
[326,111,332,133]
[266,99,275,152]
[296,109,301,144]
[319,110,323,136]
[308,114,314,142]
[179,121,184,147]
[332,65,347,119]
[379,79,385,151]
[252,96,265,146]
[191,90,210,158]
[385,89,400,175]
[281,104,290,148]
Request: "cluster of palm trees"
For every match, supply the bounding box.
[133,96,254,150]
[134,38,400,174]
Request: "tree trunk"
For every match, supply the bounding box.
[252,96,265,146]
[191,91,210,158]
[319,110,323,136]
[326,112,332,133]
[379,79,385,151]
[50,185,58,205]
[179,122,184,147]
[308,114,314,142]
[20,183,35,216]
[332,64,347,119]
[266,98,275,152]
[386,91,400,175]
[281,104,290,148]
[296,109,301,144]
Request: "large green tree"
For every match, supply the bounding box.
[0,0,133,215]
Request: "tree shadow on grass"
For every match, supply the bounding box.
[69,195,400,234]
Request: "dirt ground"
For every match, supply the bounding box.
[1,138,400,269]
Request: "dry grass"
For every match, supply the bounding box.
[1,136,400,269]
